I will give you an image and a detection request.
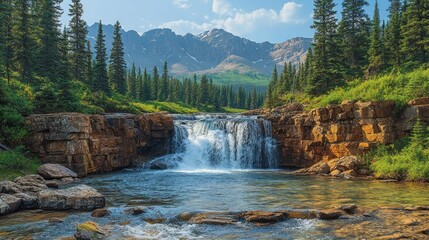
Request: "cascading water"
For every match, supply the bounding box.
[144,114,278,170]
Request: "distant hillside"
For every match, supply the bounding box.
[87,23,312,85]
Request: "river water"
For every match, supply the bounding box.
[0,115,428,239]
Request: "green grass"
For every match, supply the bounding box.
[277,68,429,111]
[0,147,40,180]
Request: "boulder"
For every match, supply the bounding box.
[0,181,23,194]
[296,162,330,175]
[241,211,285,224]
[184,212,239,225]
[14,192,38,209]
[316,209,344,220]
[327,156,364,172]
[75,222,107,240]
[37,164,78,180]
[14,175,48,193]
[91,208,110,218]
[38,184,105,211]
[338,204,358,215]
[123,206,146,215]
[0,194,22,216]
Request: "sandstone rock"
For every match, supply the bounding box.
[339,170,356,178]
[0,181,22,194]
[75,222,106,240]
[330,169,342,177]
[37,164,78,180]
[25,113,174,177]
[308,162,330,174]
[338,204,358,215]
[408,97,429,106]
[123,206,145,215]
[241,211,285,224]
[283,210,318,219]
[185,212,239,225]
[38,184,105,211]
[14,175,48,193]
[13,192,38,209]
[0,194,22,216]
[91,208,110,218]
[327,156,364,172]
[45,180,60,188]
[316,209,343,220]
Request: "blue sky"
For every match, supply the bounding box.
[60,0,389,43]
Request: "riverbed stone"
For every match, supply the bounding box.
[185,212,239,225]
[316,209,344,220]
[91,208,110,218]
[37,164,78,180]
[338,204,359,215]
[13,192,38,209]
[241,211,285,224]
[0,194,22,216]
[38,184,105,211]
[75,221,107,240]
[123,206,146,215]
[0,181,22,194]
[14,175,48,193]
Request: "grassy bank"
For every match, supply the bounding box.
[0,147,40,180]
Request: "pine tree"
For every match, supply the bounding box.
[411,119,428,147]
[266,65,278,108]
[57,27,78,112]
[12,0,36,83]
[158,61,169,101]
[0,0,13,85]
[38,0,62,82]
[386,0,402,68]
[68,0,88,82]
[250,87,257,110]
[142,68,151,101]
[93,21,109,94]
[199,75,209,104]
[84,41,93,88]
[192,75,199,107]
[108,21,127,94]
[310,0,344,95]
[367,0,384,76]
[127,63,137,98]
[152,66,159,100]
[338,0,370,78]
[136,67,143,100]
[401,0,429,69]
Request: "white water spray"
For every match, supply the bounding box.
[144,115,278,170]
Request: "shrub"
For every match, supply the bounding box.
[0,147,40,180]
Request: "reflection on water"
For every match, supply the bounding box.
[0,169,428,239]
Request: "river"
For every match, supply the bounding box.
[0,115,428,239]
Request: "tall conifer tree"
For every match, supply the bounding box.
[94,21,109,93]
[109,21,127,94]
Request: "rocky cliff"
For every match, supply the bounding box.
[262,98,429,168]
[25,113,174,177]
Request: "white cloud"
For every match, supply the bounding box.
[159,20,214,35]
[160,1,308,37]
[279,2,305,23]
[212,0,233,16]
[173,0,190,9]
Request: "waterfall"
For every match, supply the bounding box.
[144,115,278,170]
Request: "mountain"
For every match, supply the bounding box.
[87,23,312,85]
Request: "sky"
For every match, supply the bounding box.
[60,0,390,43]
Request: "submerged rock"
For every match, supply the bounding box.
[316,210,344,220]
[184,212,239,225]
[0,194,22,216]
[38,184,105,211]
[91,208,110,218]
[37,164,78,180]
[123,206,146,215]
[75,222,107,240]
[241,211,286,223]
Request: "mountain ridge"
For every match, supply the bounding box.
[87,23,312,81]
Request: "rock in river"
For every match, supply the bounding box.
[0,194,22,216]
[37,164,78,180]
[38,184,105,211]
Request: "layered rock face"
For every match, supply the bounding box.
[264,98,429,168]
[25,113,174,177]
